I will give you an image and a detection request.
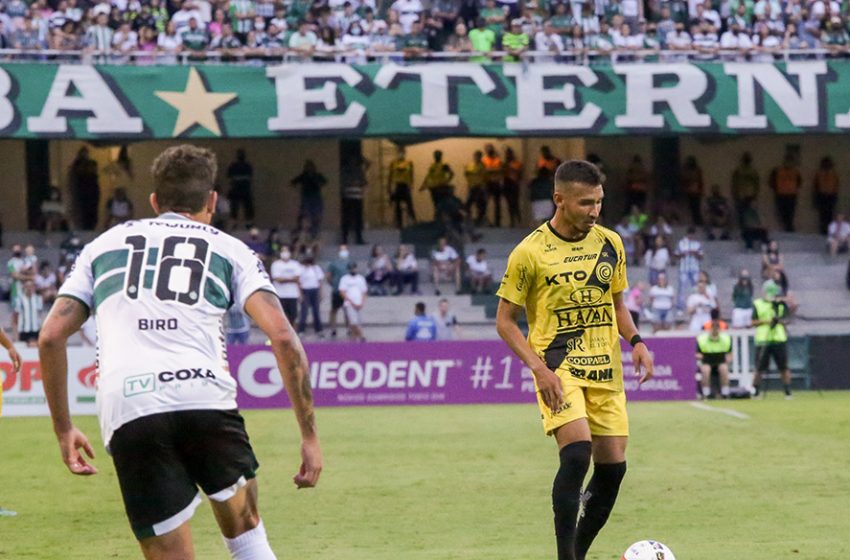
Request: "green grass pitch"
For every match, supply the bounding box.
[2,392,850,559]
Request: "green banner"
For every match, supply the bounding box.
[3,61,850,138]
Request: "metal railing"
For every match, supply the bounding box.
[0,47,834,65]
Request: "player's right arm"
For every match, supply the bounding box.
[39,296,98,476]
[496,299,563,412]
[244,290,322,489]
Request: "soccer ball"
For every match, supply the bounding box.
[621,540,676,560]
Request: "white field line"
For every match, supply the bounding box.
[689,401,751,420]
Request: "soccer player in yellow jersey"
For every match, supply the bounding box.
[0,328,21,516]
[496,160,653,560]
[0,328,22,417]
[387,147,417,229]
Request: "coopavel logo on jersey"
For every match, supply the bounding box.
[124,368,217,397]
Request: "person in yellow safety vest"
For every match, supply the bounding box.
[769,153,802,232]
[481,143,503,226]
[419,150,455,215]
[751,279,793,399]
[387,146,417,229]
[696,318,733,399]
[464,150,487,226]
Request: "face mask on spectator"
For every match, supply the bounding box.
[281,250,291,260]
[339,249,350,259]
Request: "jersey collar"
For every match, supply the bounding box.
[546,220,589,243]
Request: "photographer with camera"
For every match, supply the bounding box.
[751,280,793,399]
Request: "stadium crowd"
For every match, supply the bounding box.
[2,0,850,60]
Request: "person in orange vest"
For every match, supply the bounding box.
[482,143,504,226]
[769,153,802,232]
[536,145,561,175]
[813,156,839,235]
[502,147,524,227]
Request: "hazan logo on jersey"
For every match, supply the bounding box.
[569,286,604,306]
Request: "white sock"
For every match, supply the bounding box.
[223,520,277,560]
[701,386,711,397]
[721,386,730,397]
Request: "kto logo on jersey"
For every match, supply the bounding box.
[595,262,614,283]
[569,286,604,306]
[545,270,588,286]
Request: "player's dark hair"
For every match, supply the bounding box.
[415,302,426,314]
[151,145,217,213]
[554,160,605,189]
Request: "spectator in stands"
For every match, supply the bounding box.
[289,19,318,54]
[444,21,473,54]
[431,0,459,44]
[731,268,755,328]
[51,20,81,50]
[431,236,460,295]
[646,215,673,248]
[502,18,530,61]
[827,213,850,256]
[687,279,717,332]
[398,18,429,58]
[529,166,554,226]
[211,22,243,54]
[40,187,67,234]
[468,17,496,60]
[626,204,648,261]
[624,282,646,329]
[664,20,692,56]
[704,184,731,240]
[480,0,505,36]
[84,13,114,52]
[751,26,782,62]
[645,234,670,285]
[434,298,459,340]
[675,226,703,310]
[699,270,718,301]
[465,248,492,294]
[366,244,393,295]
[341,21,370,62]
[535,20,564,60]
[224,305,251,345]
[340,152,369,245]
[813,156,839,235]
[35,261,58,307]
[339,261,368,342]
[821,16,850,56]
[208,8,227,38]
[326,244,351,338]
[137,25,158,54]
[290,160,326,238]
[681,156,704,226]
[405,301,438,341]
[391,0,424,34]
[696,316,733,399]
[761,239,784,280]
[15,280,43,347]
[720,20,752,56]
[752,279,793,398]
[649,271,675,332]
[392,244,420,295]
[770,152,802,232]
[270,245,302,324]
[297,250,324,337]
[157,20,183,60]
[420,150,454,217]
[112,21,138,54]
[244,227,269,263]
[105,187,134,228]
[615,215,637,267]
[537,145,560,175]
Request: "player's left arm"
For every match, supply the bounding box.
[0,326,21,372]
[38,296,98,476]
[613,291,653,384]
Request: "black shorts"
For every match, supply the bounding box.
[756,343,788,372]
[331,290,344,311]
[109,409,259,540]
[18,331,39,343]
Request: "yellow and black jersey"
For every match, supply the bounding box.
[497,222,628,391]
[389,160,413,185]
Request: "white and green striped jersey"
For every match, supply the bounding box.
[58,212,274,448]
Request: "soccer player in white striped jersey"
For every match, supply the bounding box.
[39,145,321,560]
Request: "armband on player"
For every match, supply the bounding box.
[629,334,645,348]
